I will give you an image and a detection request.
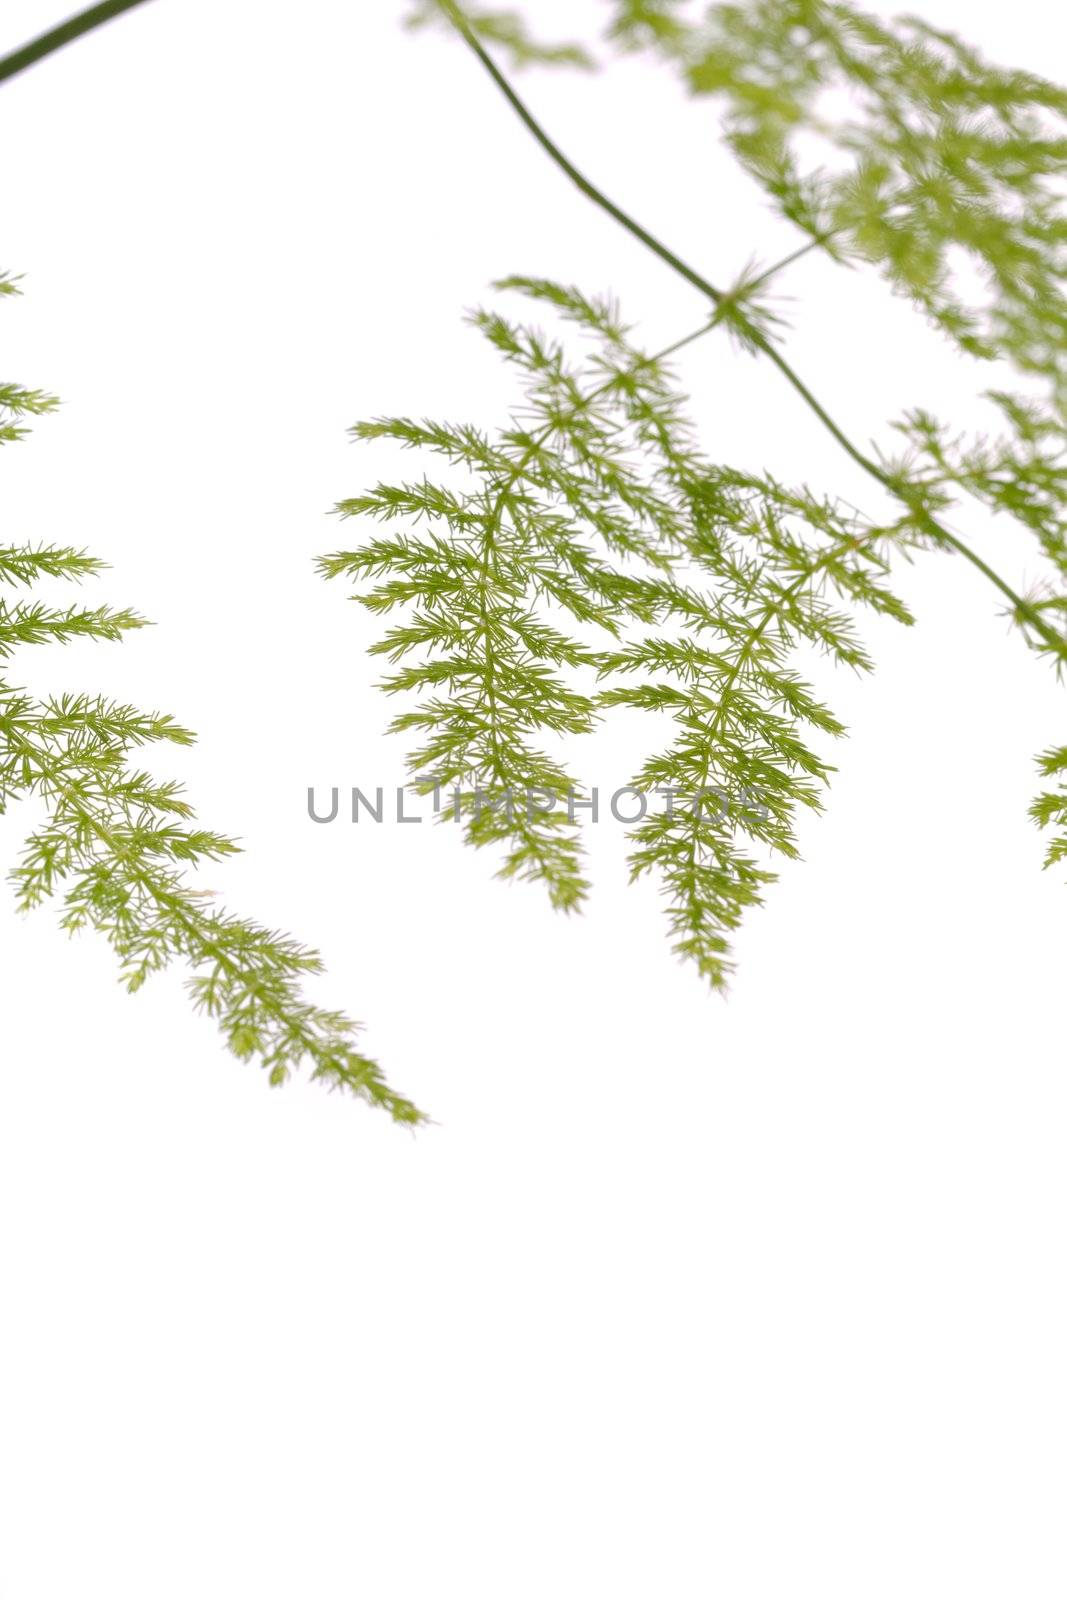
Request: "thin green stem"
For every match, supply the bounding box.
[0,0,155,85]
[742,237,826,298]
[446,9,1066,661]
[441,1,723,309]
[755,340,1051,625]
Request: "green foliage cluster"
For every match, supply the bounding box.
[322,278,682,915]
[4,0,1066,1093]
[0,276,421,1123]
[330,0,1067,990]
[889,389,1067,869]
[326,277,921,986]
[647,0,1067,411]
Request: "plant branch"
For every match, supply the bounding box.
[444,6,1065,661]
[0,0,155,86]
[440,0,724,309]
[743,237,826,297]
[4,710,423,1121]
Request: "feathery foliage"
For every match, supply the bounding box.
[886,385,1067,866]
[10,1,1064,1014]
[325,277,921,985]
[323,279,680,914]
[616,0,1067,883]
[597,464,916,985]
[331,0,1067,987]
[0,279,422,1123]
[891,391,1067,655]
[612,0,1067,409]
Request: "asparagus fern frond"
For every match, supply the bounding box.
[324,278,918,983]
[0,287,422,1124]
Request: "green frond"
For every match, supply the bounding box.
[629,0,1067,407]
[0,600,148,657]
[326,279,914,984]
[0,382,60,416]
[0,546,108,586]
[0,292,422,1123]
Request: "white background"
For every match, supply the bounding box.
[1,1,1065,1594]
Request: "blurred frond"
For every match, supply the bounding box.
[405,0,593,70]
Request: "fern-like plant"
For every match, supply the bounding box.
[322,0,1067,991]
[2,0,1064,1035]
[0,274,422,1124]
[323,275,923,985]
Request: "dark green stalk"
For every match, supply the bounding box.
[0,0,155,86]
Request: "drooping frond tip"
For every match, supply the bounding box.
[0,292,423,1123]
